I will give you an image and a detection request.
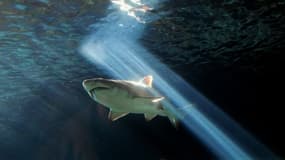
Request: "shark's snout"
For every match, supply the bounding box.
[82,78,109,98]
[82,78,112,93]
[82,79,94,91]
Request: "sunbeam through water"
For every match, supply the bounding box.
[80,0,277,159]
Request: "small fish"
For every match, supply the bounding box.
[82,75,178,127]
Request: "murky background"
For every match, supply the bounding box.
[0,0,284,159]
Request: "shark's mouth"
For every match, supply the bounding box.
[89,87,110,98]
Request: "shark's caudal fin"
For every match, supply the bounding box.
[141,75,153,87]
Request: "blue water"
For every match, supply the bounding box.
[0,0,281,159]
[80,1,277,159]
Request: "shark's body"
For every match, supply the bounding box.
[82,76,178,126]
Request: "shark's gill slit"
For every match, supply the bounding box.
[80,0,277,160]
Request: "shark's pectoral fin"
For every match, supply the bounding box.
[144,113,157,121]
[108,110,129,121]
[152,97,164,102]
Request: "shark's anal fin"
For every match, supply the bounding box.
[144,113,157,121]
[169,116,179,129]
[108,110,129,121]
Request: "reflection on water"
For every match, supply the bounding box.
[111,0,154,23]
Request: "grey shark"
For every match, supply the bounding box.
[82,75,178,127]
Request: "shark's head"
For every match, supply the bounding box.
[82,78,116,98]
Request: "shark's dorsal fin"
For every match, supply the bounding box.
[144,113,157,121]
[108,110,129,121]
[141,75,153,87]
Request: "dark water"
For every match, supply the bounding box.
[142,0,285,158]
[0,0,284,159]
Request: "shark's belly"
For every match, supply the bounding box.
[94,87,132,110]
[94,87,162,115]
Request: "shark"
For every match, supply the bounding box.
[82,75,178,127]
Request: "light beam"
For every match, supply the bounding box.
[80,1,277,159]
